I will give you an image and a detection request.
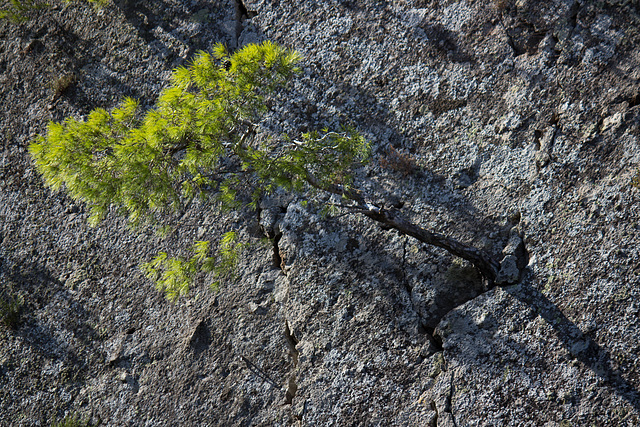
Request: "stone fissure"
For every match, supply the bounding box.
[445,371,458,427]
[284,320,299,405]
[430,401,438,427]
[272,232,285,273]
[256,200,300,405]
[258,202,288,273]
[430,364,458,427]
[234,0,257,43]
[427,326,445,352]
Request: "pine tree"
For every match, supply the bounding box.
[30,41,517,301]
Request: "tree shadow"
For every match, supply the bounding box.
[507,281,640,413]
[112,0,232,52]
[8,0,236,120]
[0,245,99,363]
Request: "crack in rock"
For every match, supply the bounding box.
[234,0,257,45]
[258,200,288,273]
[284,320,299,405]
[432,370,458,427]
[272,232,285,273]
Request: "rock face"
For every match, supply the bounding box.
[1,0,640,425]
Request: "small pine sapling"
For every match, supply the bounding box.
[30,41,512,301]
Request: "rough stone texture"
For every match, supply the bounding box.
[1,0,640,425]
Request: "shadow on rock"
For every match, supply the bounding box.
[509,283,640,413]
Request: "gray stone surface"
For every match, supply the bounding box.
[1,0,640,425]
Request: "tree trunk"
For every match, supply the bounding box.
[362,208,500,285]
[304,172,500,285]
